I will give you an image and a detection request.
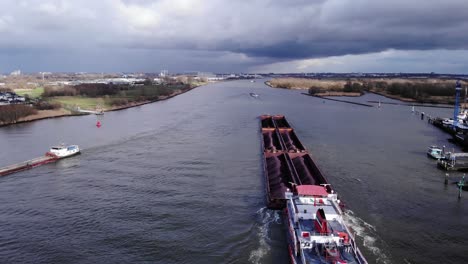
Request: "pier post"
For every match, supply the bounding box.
[445,173,449,185]
[421,112,425,120]
[454,81,462,129]
[458,175,465,199]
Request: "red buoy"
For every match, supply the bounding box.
[96,121,101,128]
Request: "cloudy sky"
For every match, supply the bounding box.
[1,0,468,73]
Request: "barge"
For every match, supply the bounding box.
[260,115,333,209]
[0,144,80,176]
[260,115,367,263]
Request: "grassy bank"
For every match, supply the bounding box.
[269,78,346,90]
[268,78,362,97]
[14,87,44,98]
[49,96,111,110]
[1,82,206,126]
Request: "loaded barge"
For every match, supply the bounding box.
[260,115,367,264]
[0,144,80,176]
[260,115,332,209]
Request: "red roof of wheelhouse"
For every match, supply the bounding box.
[296,185,328,197]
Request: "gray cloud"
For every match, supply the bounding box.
[0,0,468,72]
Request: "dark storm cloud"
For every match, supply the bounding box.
[0,0,468,72]
[233,0,468,59]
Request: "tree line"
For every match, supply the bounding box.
[43,83,120,97]
[42,82,191,106]
[0,105,37,124]
[373,81,456,99]
[308,79,461,102]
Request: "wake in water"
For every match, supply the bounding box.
[248,207,281,264]
[343,210,392,264]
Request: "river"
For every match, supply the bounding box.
[0,79,467,263]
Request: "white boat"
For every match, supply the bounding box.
[442,118,454,126]
[249,92,259,98]
[285,185,367,264]
[442,118,468,131]
[458,110,468,121]
[48,144,80,158]
[442,110,468,127]
[427,146,443,159]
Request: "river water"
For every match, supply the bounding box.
[0,80,467,264]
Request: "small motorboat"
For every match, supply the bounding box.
[48,144,80,158]
[249,92,259,98]
[442,118,454,126]
[427,146,443,159]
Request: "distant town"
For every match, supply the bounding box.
[2,69,468,93]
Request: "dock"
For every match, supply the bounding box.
[77,109,104,115]
[0,155,58,176]
[76,107,104,115]
[438,152,468,171]
[260,115,333,209]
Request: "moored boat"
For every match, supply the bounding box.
[285,185,367,264]
[427,146,443,159]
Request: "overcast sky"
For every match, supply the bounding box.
[1,0,468,73]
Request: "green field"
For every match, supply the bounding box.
[42,83,196,111]
[15,87,44,98]
[49,96,111,110]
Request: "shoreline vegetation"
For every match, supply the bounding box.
[0,80,207,127]
[267,77,467,104]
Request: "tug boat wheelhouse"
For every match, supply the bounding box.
[285,185,367,264]
[48,144,80,158]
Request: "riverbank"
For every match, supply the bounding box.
[313,91,361,97]
[267,78,459,104]
[368,90,458,105]
[1,84,203,127]
[265,80,362,97]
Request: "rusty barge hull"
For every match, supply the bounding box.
[260,115,332,209]
[0,155,59,177]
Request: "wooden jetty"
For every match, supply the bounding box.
[438,152,468,171]
[76,107,104,115]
